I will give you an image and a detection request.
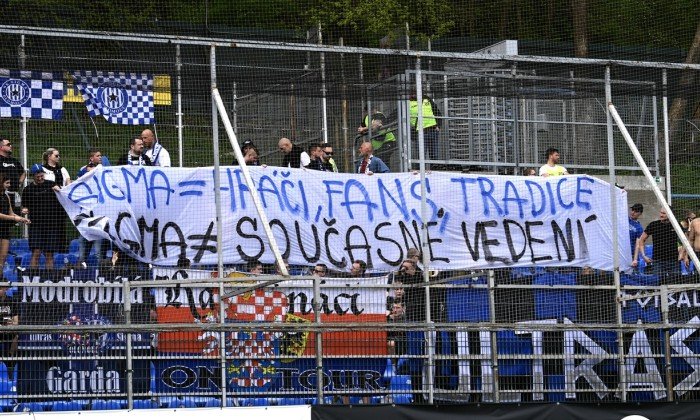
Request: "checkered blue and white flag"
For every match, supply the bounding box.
[73,71,155,125]
[0,69,63,120]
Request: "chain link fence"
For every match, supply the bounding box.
[0,26,699,411]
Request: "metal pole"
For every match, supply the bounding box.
[605,66,625,402]
[313,277,324,404]
[416,58,435,405]
[511,65,520,174]
[660,285,674,401]
[210,45,228,405]
[123,280,133,409]
[610,103,700,272]
[340,38,349,173]
[176,44,184,167]
[232,82,238,134]
[319,23,329,144]
[662,70,671,204]
[652,93,660,176]
[19,35,28,238]
[487,270,500,403]
[212,88,289,276]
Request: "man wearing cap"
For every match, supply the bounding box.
[629,204,644,269]
[21,164,63,269]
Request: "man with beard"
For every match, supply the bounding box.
[117,137,152,166]
[539,147,569,177]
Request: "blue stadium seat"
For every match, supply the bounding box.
[391,394,413,404]
[0,397,16,413]
[645,244,654,258]
[389,374,412,392]
[13,402,44,412]
[86,253,100,267]
[533,272,577,321]
[496,330,532,375]
[19,253,45,268]
[0,362,7,381]
[53,253,69,269]
[91,399,124,410]
[545,374,566,402]
[288,265,307,276]
[239,398,269,407]
[279,398,308,406]
[203,398,221,408]
[52,400,85,411]
[132,399,160,409]
[447,276,489,322]
[681,260,696,275]
[164,396,197,408]
[0,379,10,395]
[9,239,29,256]
[4,254,15,269]
[69,238,81,254]
[3,266,17,282]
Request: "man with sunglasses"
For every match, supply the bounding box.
[321,145,338,172]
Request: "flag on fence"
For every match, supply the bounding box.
[72,71,155,125]
[0,69,63,120]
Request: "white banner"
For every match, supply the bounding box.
[57,166,631,271]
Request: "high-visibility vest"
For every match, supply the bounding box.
[363,114,396,151]
[409,99,437,129]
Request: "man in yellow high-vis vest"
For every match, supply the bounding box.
[409,95,442,162]
[357,109,398,171]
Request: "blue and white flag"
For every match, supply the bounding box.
[73,71,155,125]
[0,69,63,120]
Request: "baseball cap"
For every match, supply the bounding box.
[631,203,644,213]
[30,163,43,175]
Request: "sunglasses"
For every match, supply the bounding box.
[323,151,333,155]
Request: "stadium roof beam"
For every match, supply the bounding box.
[1,24,700,71]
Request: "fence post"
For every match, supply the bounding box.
[661,69,672,205]
[313,277,325,404]
[606,65,626,402]
[176,44,184,168]
[415,57,435,405]
[123,280,133,409]
[210,44,228,405]
[660,285,674,401]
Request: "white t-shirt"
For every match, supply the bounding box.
[43,166,71,186]
[300,151,311,168]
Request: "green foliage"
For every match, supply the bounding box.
[0,0,698,53]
